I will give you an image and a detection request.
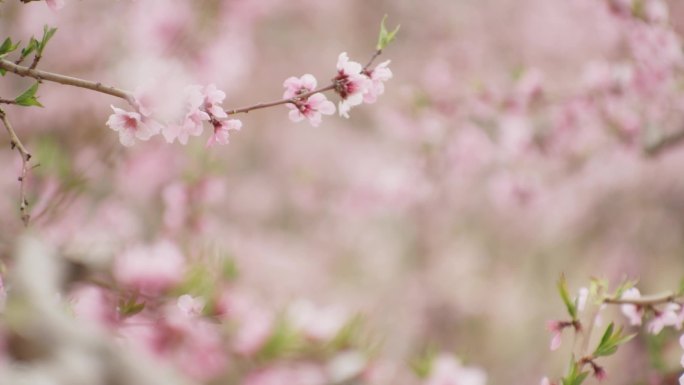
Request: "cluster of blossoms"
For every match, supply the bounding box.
[106,52,391,147]
[543,280,684,385]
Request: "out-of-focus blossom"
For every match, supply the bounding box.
[207,119,242,147]
[334,52,371,118]
[647,303,682,335]
[69,284,116,327]
[242,364,326,385]
[113,240,186,294]
[424,354,487,385]
[363,60,392,104]
[620,288,644,326]
[216,289,273,356]
[546,320,565,351]
[327,351,367,383]
[576,287,589,313]
[201,84,228,118]
[46,0,65,11]
[287,299,348,341]
[177,294,205,317]
[106,106,162,147]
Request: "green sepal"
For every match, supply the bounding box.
[557,274,578,320]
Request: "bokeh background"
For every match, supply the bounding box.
[1,1,684,384]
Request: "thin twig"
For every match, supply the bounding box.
[603,291,680,306]
[225,49,383,116]
[0,109,32,226]
[0,59,132,101]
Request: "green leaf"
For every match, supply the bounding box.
[38,25,57,54]
[0,37,20,58]
[376,15,400,51]
[20,37,39,58]
[14,82,43,107]
[557,274,577,320]
[592,322,636,357]
[562,358,590,385]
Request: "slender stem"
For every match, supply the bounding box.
[364,49,383,70]
[603,291,679,306]
[226,85,336,116]
[0,59,132,101]
[0,109,32,226]
[644,129,684,157]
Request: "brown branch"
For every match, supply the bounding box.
[226,84,336,116]
[0,59,132,101]
[603,291,680,306]
[644,129,684,157]
[0,109,32,226]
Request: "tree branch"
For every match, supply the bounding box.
[0,109,32,226]
[603,291,680,306]
[0,59,132,101]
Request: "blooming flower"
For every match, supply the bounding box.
[106,106,162,147]
[207,119,242,147]
[620,288,644,326]
[363,60,392,104]
[648,303,682,334]
[282,74,336,126]
[283,74,318,99]
[287,94,336,127]
[334,52,371,118]
[201,84,228,118]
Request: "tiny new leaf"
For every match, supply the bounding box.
[557,274,578,320]
[376,15,400,51]
[14,82,43,107]
[593,322,636,358]
[38,25,57,54]
[0,37,19,59]
[562,358,590,385]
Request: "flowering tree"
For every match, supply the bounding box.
[1,0,684,385]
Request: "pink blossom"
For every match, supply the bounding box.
[177,294,205,317]
[334,52,371,118]
[287,93,336,127]
[162,86,210,144]
[45,0,65,11]
[282,74,336,126]
[424,354,487,385]
[283,74,318,99]
[363,60,392,104]
[576,287,589,313]
[546,321,564,351]
[620,288,644,326]
[540,377,556,385]
[679,333,684,367]
[647,303,681,334]
[113,240,186,295]
[287,299,348,341]
[69,284,116,327]
[106,106,162,147]
[201,84,228,118]
[207,119,242,147]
